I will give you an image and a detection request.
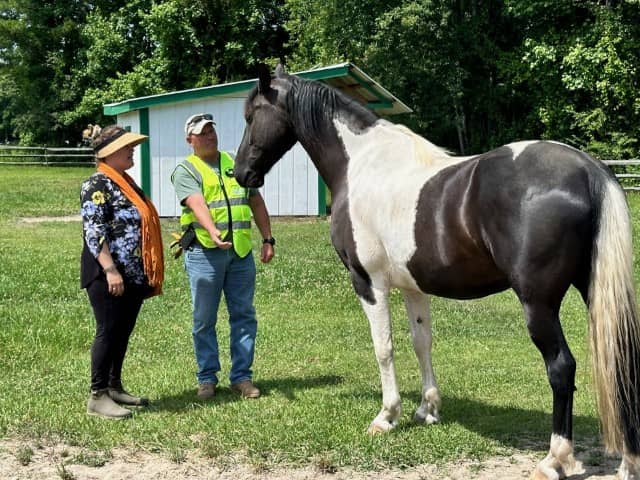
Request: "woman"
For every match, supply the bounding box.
[80,125,164,419]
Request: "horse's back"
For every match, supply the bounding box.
[407,141,601,300]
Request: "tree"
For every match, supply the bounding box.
[502,0,640,158]
[1,0,290,145]
[60,0,159,133]
[0,0,92,144]
[1,0,638,157]
[365,0,520,153]
[284,0,400,70]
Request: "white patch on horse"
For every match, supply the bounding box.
[334,119,467,291]
[508,140,539,160]
[532,433,583,479]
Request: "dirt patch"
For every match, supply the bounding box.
[18,215,81,223]
[0,438,622,480]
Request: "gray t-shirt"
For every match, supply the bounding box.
[172,156,258,205]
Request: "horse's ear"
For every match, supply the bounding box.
[257,64,272,94]
[275,63,286,77]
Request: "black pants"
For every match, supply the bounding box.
[86,278,147,391]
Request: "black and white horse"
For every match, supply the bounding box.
[234,64,640,480]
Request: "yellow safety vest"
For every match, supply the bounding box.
[175,152,253,257]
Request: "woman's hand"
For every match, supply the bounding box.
[106,269,125,296]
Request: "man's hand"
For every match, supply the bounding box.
[260,243,274,263]
[209,228,232,249]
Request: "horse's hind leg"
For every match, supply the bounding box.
[359,286,402,434]
[619,451,640,479]
[402,290,440,425]
[523,302,584,480]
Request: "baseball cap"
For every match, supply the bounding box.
[185,113,216,135]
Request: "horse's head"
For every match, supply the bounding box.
[235,64,297,188]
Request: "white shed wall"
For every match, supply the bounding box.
[120,96,319,217]
[117,111,142,183]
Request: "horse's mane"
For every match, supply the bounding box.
[283,74,379,136]
[378,121,452,165]
[269,74,451,165]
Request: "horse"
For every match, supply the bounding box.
[234,64,640,480]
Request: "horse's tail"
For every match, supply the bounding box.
[589,179,640,454]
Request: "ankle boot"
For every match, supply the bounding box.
[108,381,149,406]
[87,389,132,419]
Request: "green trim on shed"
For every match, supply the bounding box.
[104,81,255,116]
[317,177,327,215]
[299,64,349,82]
[139,109,151,195]
[103,63,411,117]
[349,69,380,99]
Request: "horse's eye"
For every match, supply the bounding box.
[246,114,253,123]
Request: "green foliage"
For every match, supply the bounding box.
[0,0,638,159]
[284,0,397,70]
[0,1,289,146]
[365,1,463,149]
[0,0,92,145]
[504,1,640,157]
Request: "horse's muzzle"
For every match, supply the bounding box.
[235,169,264,188]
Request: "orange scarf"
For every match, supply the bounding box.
[98,162,164,297]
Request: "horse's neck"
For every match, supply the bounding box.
[288,84,452,192]
[294,111,368,194]
[322,118,452,178]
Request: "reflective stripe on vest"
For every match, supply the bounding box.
[208,197,249,209]
[177,152,253,257]
[184,221,252,231]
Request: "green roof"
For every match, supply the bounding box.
[103,63,412,117]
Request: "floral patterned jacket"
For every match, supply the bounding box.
[80,172,146,285]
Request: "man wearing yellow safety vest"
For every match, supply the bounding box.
[171,113,275,400]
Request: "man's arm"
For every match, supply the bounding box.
[172,163,232,249]
[184,193,232,249]
[249,192,274,263]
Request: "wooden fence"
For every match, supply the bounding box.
[0,145,94,166]
[0,146,638,190]
[603,160,640,191]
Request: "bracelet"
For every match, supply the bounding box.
[103,264,118,274]
[262,237,276,246]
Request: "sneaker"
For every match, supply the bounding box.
[231,380,260,399]
[87,389,132,419]
[197,383,216,400]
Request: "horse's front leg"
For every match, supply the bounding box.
[359,286,402,434]
[402,290,440,425]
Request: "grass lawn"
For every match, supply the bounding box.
[1,165,640,471]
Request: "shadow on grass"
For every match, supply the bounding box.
[341,389,601,452]
[151,374,344,412]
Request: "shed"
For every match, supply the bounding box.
[103,63,411,217]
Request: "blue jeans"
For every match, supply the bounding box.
[184,246,257,385]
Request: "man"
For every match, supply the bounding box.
[171,113,275,400]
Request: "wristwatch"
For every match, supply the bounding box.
[262,237,276,246]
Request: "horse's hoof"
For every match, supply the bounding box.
[566,459,584,476]
[413,411,439,425]
[367,420,394,435]
[425,413,439,425]
[529,466,559,480]
[618,459,640,480]
[618,472,640,480]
